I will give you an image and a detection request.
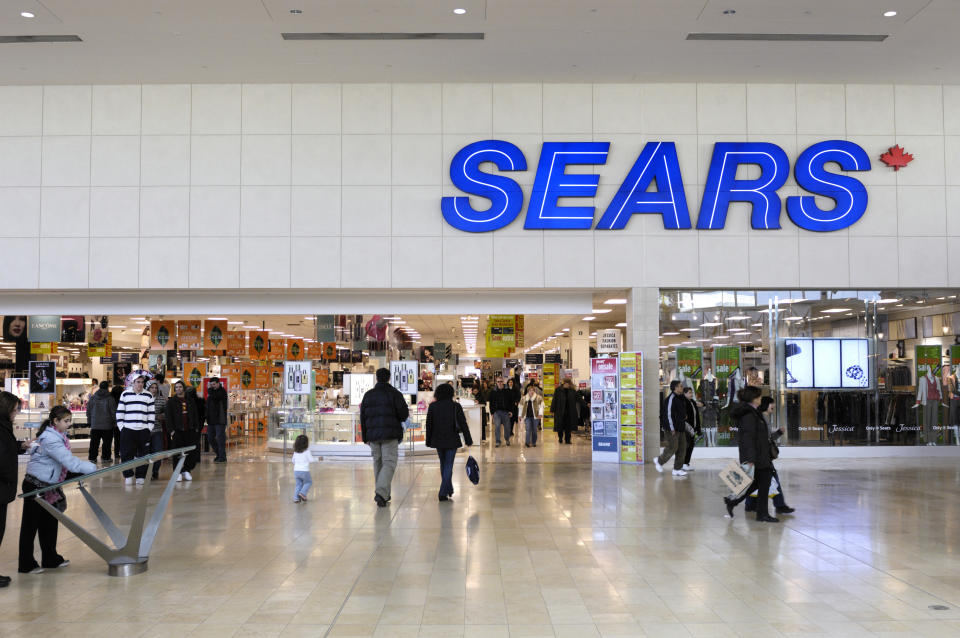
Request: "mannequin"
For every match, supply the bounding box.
[676,367,694,391]
[915,369,945,445]
[945,365,959,444]
[701,369,719,446]
[725,368,743,408]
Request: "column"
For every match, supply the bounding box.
[626,287,661,463]
[570,322,590,382]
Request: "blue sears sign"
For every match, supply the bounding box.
[441,140,870,233]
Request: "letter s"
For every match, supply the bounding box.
[787,140,871,232]
[441,140,527,233]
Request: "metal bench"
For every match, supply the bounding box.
[18,446,194,576]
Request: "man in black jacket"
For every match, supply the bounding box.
[360,368,410,507]
[206,378,229,463]
[654,380,690,477]
[682,387,701,471]
[552,379,580,444]
[487,376,515,447]
[166,380,201,481]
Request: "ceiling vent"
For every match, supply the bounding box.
[686,33,887,42]
[282,32,484,41]
[0,35,83,43]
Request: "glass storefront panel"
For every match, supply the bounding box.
[659,290,960,447]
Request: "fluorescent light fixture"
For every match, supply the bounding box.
[659,345,669,349]
[615,322,627,327]
[228,321,243,325]
[877,298,899,303]
[453,7,467,14]
[591,309,612,314]
[662,331,680,336]
[883,10,897,17]
[783,316,804,322]
[582,316,596,321]
[696,338,711,342]
[562,328,570,332]
[135,321,149,325]
[207,317,227,320]
[554,332,563,336]
[109,325,127,329]
[700,322,722,327]
[738,341,753,345]
[726,315,751,321]
[21,11,35,18]
[680,328,699,332]
[604,298,628,305]
[820,308,850,313]
[752,322,763,327]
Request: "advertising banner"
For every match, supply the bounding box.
[87,316,109,347]
[434,342,449,364]
[322,342,337,360]
[544,353,563,364]
[221,364,242,389]
[952,345,960,370]
[713,346,741,379]
[316,315,335,342]
[315,368,330,387]
[306,342,324,360]
[28,316,60,343]
[390,360,419,395]
[182,361,207,388]
[618,352,643,464]
[286,338,305,361]
[916,344,943,378]
[254,366,272,390]
[419,345,436,363]
[88,332,111,358]
[150,320,175,350]
[268,338,286,359]
[542,363,559,431]
[30,342,58,355]
[249,331,269,359]
[28,361,56,394]
[590,357,619,454]
[284,361,312,395]
[60,316,85,342]
[225,331,247,357]
[486,315,518,357]
[240,364,256,390]
[204,320,227,353]
[177,320,202,350]
[525,353,544,365]
[676,347,703,380]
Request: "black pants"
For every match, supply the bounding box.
[0,501,6,548]
[683,432,695,465]
[119,428,151,479]
[209,423,226,460]
[149,430,167,479]
[18,479,63,572]
[746,468,787,511]
[752,468,774,519]
[171,430,200,472]
[557,423,572,443]
[437,448,456,498]
[88,429,114,461]
[481,407,488,440]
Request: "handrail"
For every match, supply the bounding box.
[19,446,195,499]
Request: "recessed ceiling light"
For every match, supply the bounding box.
[453,8,467,14]
[662,331,680,336]
[783,316,804,322]
[207,317,227,320]
[615,322,627,327]
[883,10,897,17]
[582,316,596,321]
[680,328,699,332]
[726,315,751,321]
[700,322,723,327]
[21,11,35,18]
[820,308,850,314]
[591,308,612,314]
[604,298,628,305]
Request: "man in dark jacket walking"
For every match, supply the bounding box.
[205,378,229,463]
[87,381,117,463]
[551,379,581,444]
[360,368,410,507]
[725,387,779,522]
[654,380,690,477]
[487,376,515,447]
[166,380,201,481]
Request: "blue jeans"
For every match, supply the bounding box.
[525,417,538,445]
[294,470,312,500]
[209,422,226,460]
[436,448,456,498]
[492,410,511,443]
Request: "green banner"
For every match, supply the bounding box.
[916,345,942,378]
[316,315,335,342]
[713,346,741,379]
[676,347,703,379]
[951,345,960,369]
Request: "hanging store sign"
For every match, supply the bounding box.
[30,342,58,355]
[249,331,269,359]
[442,140,870,234]
[713,346,741,379]
[676,347,703,380]
[182,361,207,388]
[150,320,175,350]
[225,331,247,357]
[177,320,201,350]
[28,315,60,343]
[286,338,305,361]
[596,329,621,354]
[29,361,56,394]
[316,315,335,342]
[916,344,943,378]
[284,361,311,395]
[204,320,227,353]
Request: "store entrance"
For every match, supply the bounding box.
[2,300,629,464]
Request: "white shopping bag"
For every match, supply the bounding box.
[748,475,780,498]
[719,461,754,499]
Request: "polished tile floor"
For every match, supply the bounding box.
[2,435,960,637]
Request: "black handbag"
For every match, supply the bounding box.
[769,439,780,460]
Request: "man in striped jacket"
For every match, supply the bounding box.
[117,374,155,486]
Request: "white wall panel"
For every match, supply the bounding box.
[0,82,953,293]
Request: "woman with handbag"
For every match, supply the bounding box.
[745,397,794,515]
[723,387,779,523]
[425,383,473,502]
[19,406,97,574]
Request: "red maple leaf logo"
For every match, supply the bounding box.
[880,145,914,171]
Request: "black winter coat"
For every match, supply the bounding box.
[487,387,515,414]
[733,403,774,470]
[685,398,702,435]
[0,416,20,504]
[360,382,410,443]
[552,386,581,429]
[425,399,473,449]
[166,394,201,432]
[206,386,228,425]
[661,392,688,432]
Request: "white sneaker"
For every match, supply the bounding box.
[183,471,193,481]
[672,469,688,477]
[653,458,663,473]
[176,474,183,482]
[124,477,134,485]
[682,464,694,471]
[135,478,145,486]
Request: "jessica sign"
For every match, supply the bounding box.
[441,140,870,234]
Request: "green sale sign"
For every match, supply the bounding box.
[915,345,942,378]
[713,346,741,379]
[675,347,703,379]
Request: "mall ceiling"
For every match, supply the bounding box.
[0,0,956,84]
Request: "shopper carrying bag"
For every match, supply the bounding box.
[425,383,473,502]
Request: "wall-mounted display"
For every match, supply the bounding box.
[784,338,871,389]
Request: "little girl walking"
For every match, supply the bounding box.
[291,435,316,503]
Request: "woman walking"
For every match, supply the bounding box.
[425,383,473,502]
[723,386,780,523]
[0,391,25,586]
[518,383,544,447]
[744,397,794,515]
[19,406,97,574]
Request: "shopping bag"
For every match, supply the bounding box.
[719,461,754,499]
[747,475,780,498]
[465,455,480,485]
